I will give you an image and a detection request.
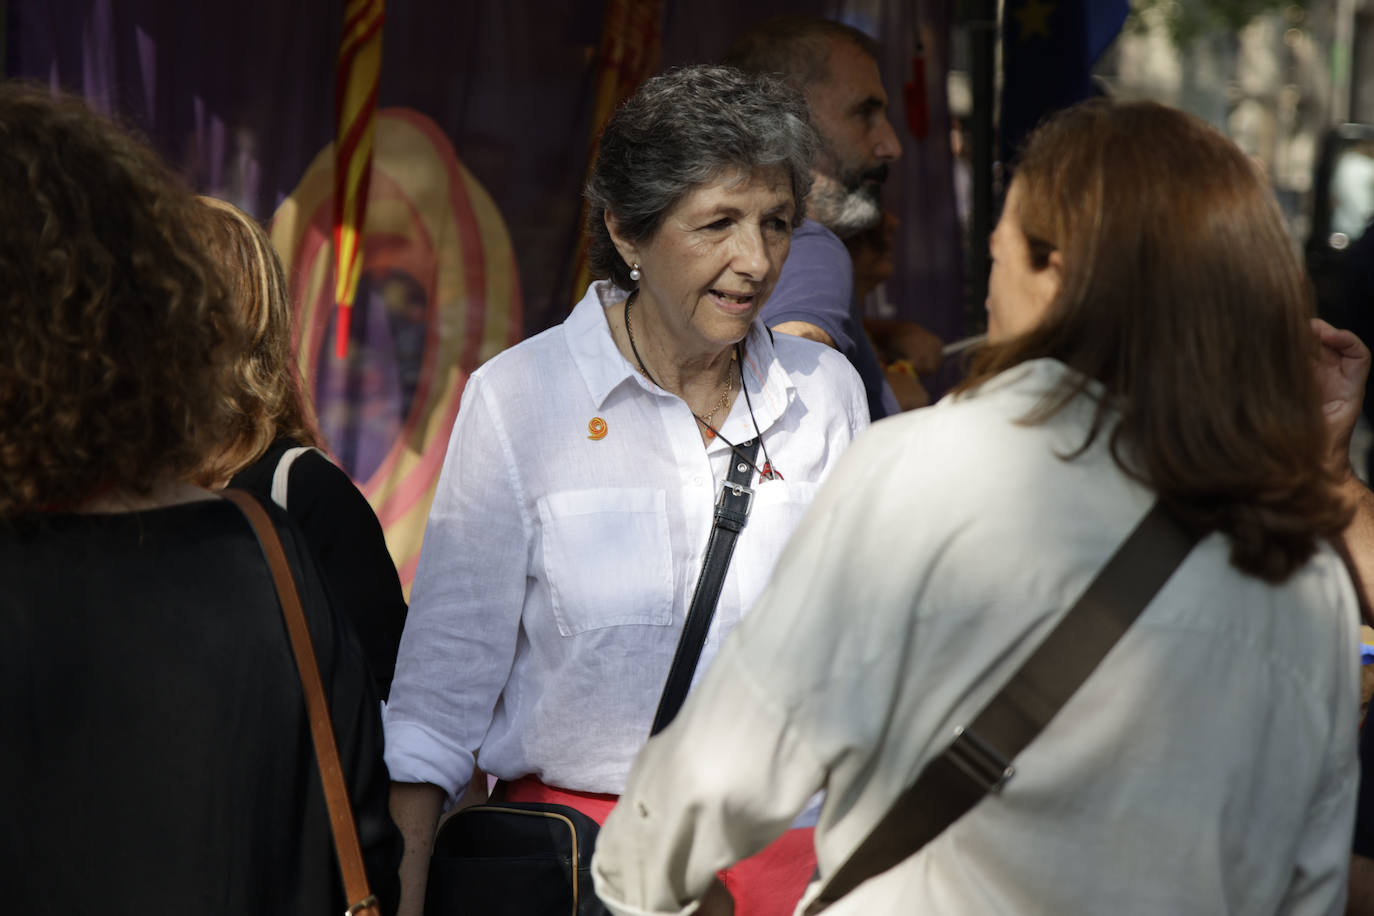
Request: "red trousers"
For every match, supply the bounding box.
[503,775,816,916]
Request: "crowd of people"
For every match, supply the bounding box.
[4,12,1374,916]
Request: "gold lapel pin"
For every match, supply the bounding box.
[587,417,608,440]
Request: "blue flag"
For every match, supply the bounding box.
[1000,0,1129,164]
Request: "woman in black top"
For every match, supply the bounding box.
[0,85,400,914]
[196,196,407,698]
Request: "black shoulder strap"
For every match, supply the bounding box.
[805,502,1199,913]
[651,437,762,736]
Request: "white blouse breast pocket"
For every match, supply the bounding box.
[746,479,822,550]
[734,479,823,612]
[537,487,674,636]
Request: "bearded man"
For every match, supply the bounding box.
[728,16,939,420]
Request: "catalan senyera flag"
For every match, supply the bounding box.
[568,0,664,307]
[333,0,386,359]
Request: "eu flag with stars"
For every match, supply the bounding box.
[1000,0,1129,165]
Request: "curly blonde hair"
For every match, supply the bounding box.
[0,85,234,515]
[193,197,321,486]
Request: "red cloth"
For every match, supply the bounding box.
[503,776,817,916]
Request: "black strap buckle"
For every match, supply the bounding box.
[945,726,1015,794]
[715,479,754,516]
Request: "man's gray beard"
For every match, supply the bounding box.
[808,173,883,240]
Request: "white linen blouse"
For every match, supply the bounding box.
[592,358,1361,916]
[384,281,869,800]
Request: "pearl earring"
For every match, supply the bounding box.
[629,263,642,282]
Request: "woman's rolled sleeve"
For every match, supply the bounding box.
[381,719,477,799]
[383,374,531,803]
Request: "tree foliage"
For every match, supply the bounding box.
[1127,0,1308,47]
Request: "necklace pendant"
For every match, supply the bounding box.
[703,426,716,440]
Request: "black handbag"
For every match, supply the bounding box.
[424,439,763,916]
[426,802,605,916]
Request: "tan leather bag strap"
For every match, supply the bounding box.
[222,489,379,916]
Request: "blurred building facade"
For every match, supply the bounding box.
[1104,1,1372,244]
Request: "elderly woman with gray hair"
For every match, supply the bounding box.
[385,65,868,915]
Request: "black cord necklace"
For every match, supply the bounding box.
[624,294,782,481]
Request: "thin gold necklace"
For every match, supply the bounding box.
[625,294,733,437]
[623,295,783,480]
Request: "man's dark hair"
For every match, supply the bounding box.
[725,15,879,92]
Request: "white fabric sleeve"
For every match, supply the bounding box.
[1274,572,1361,916]
[592,643,828,916]
[383,374,532,800]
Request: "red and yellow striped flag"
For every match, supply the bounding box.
[332,0,385,358]
[568,0,664,306]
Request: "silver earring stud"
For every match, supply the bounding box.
[629,263,642,282]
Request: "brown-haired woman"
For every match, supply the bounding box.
[0,85,399,913]
[591,99,1361,915]
[195,196,407,699]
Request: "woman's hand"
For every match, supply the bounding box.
[1312,318,1371,478]
[865,318,944,375]
[389,781,446,916]
[697,876,735,915]
[884,362,931,411]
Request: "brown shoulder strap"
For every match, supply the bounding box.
[222,489,379,916]
[805,501,1198,914]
